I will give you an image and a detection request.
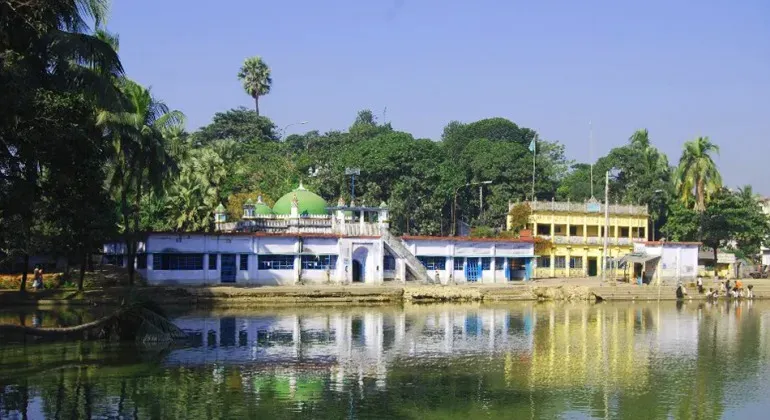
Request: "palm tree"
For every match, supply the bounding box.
[237,56,272,116]
[97,79,185,284]
[1,1,123,291]
[676,136,722,212]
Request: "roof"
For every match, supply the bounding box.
[272,183,328,216]
[135,231,380,240]
[618,253,660,264]
[402,235,535,244]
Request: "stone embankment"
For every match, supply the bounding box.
[1,280,768,307]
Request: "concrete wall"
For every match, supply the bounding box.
[104,234,385,286]
[402,239,534,284]
[643,244,698,283]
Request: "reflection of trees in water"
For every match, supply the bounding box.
[1,303,769,418]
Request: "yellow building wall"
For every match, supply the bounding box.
[512,206,648,279]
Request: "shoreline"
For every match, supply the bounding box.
[1,280,768,307]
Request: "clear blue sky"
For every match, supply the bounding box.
[109,0,770,194]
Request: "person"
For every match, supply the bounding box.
[32,266,43,290]
[676,282,688,299]
[735,279,743,294]
[747,284,754,299]
[725,279,732,292]
[697,277,704,294]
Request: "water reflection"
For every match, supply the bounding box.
[1,301,770,419]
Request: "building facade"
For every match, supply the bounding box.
[508,199,648,278]
[104,183,535,286]
[626,241,699,284]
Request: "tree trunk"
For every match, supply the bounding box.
[122,183,134,286]
[697,178,705,212]
[129,172,144,286]
[20,254,29,291]
[713,246,719,278]
[78,250,87,291]
[0,313,115,337]
[254,94,260,116]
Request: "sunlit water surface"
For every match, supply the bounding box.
[2,301,770,419]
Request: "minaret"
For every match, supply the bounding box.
[214,203,227,230]
[290,192,299,218]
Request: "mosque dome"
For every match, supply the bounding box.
[272,183,328,216]
[253,195,273,215]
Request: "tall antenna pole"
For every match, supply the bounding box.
[601,170,610,282]
[590,121,594,198]
[531,134,537,201]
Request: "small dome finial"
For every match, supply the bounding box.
[298,181,306,191]
[257,195,263,204]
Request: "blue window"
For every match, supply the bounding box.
[301,255,338,270]
[383,255,396,271]
[537,256,550,268]
[240,254,249,270]
[418,256,446,270]
[481,257,491,271]
[155,253,204,270]
[259,255,294,270]
[208,254,217,270]
[453,257,464,271]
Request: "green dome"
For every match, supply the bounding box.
[272,183,328,216]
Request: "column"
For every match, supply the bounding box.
[294,254,302,284]
[583,216,588,243]
[533,221,538,235]
[566,248,571,278]
[566,215,571,241]
[360,210,365,229]
[550,248,556,278]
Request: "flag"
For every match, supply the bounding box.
[528,139,536,153]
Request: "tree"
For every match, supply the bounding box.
[237,56,272,116]
[676,136,722,212]
[97,79,184,284]
[165,148,226,231]
[191,107,277,145]
[660,202,699,242]
[1,0,123,290]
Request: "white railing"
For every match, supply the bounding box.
[547,236,638,246]
[517,200,648,215]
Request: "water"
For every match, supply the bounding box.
[2,301,770,419]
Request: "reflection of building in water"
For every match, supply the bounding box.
[168,307,541,392]
[525,306,654,390]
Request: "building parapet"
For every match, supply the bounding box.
[512,199,648,216]
[539,235,644,246]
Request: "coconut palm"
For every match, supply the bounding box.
[97,79,185,284]
[1,1,123,291]
[237,56,272,116]
[676,136,722,212]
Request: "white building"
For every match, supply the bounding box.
[622,241,700,284]
[103,183,535,285]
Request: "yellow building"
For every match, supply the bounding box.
[507,199,648,278]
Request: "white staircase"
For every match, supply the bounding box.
[380,228,431,283]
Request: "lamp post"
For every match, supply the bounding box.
[452,180,492,236]
[280,121,309,140]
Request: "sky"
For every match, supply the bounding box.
[109,0,770,194]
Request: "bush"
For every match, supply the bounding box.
[470,226,496,238]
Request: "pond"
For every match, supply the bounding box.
[1,301,770,419]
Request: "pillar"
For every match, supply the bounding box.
[360,210,365,229]
[566,247,572,278]
[533,221,538,235]
[550,248,556,278]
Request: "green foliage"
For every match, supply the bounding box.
[676,136,722,212]
[660,202,699,242]
[470,226,496,238]
[192,107,277,145]
[237,56,272,115]
[507,203,531,233]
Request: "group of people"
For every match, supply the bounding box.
[698,277,754,299]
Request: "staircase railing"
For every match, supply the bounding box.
[380,228,431,283]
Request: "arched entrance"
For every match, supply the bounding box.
[351,246,369,283]
[352,260,363,282]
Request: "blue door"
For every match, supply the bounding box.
[221,254,236,283]
[465,258,480,282]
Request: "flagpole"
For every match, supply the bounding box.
[531,135,536,201]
